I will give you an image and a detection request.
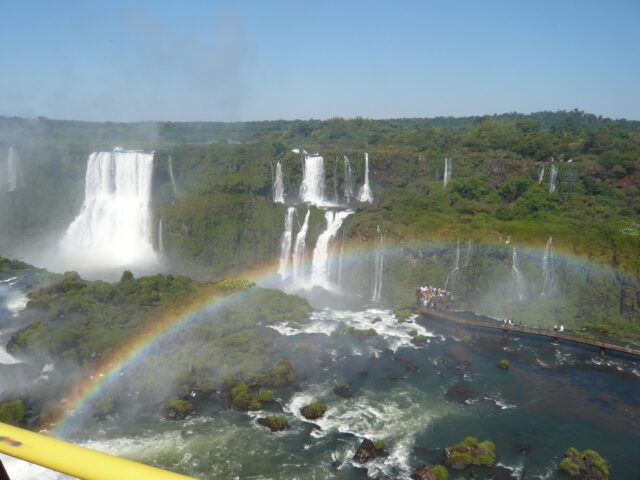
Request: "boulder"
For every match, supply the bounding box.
[353,439,376,464]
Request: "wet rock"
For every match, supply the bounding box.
[357,370,369,377]
[516,444,531,455]
[384,372,404,381]
[353,439,376,464]
[333,383,353,398]
[257,415,288,432]
[445,384,474,404]
[411,464,449,480]
[300,402,327,420]
[372,316,382,324]
[394,355,419,372]
[330,460,342,469]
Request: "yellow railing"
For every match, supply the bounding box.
[0,422,195,480]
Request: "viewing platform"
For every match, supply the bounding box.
[417,305,640,358]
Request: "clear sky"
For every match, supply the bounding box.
[1,0,639,122]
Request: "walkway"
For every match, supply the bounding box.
[418,307,640,357]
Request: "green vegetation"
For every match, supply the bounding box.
[500,359,510,369]
[559,447,609,479]
[445,436,497,470]
[257,389,274,403]
[300,402,328,420]
[411,335,428,345]
[333,384,352,398]
[258,415,288,432]
[0,400,26,426]
[412,464,449,480]
[336,326,379,338]
[373,439,385,450]
[165,399,193,420]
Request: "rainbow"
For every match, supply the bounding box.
[50,235,633,436]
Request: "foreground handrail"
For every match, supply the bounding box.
[0,422,195,480]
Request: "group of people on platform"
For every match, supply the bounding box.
[417,286,452,309]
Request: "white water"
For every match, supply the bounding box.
[509,247,527,302]
[167,155,179,197]
[371,225,384,303]
[300,154,326,205]
[291,209,311,285]
[549,163,558,193]
[542,236,554,296]
[443,158,452,188]
[278,207,296,279]
[59,150,158,272]
[333,157,339,202]
[357,153,373,203]
[158,219,164,253]
[310,210,353,290]
[343,156,354,202]
[538,165,545,184]
[5,146,19,192]
[273,161,285,203]
[445,239,461,290]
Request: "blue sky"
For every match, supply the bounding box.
[1,0,638,121]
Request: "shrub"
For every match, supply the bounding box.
[500,359,510,369]
[301,402,328,420]
[257,389,274,403]
[432,464,449,480]
[411,334,428,345]
[0,400,26,426]
[559,458,580,476]
[373,439,385,450]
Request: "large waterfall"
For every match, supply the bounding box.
[310,210,353,289]
[443,158,452,188]
[60,150,158,272]
[509,247,527,302]
[168,155,179,197]
[278,207,296,279]
[549,163,558,193]
[542,236,554,296]
[2,146,19,193]
[445,240,472,293]
[358,153,373,203]
[343,155,354,202]
[291,209,311,284]
[371,225,384,303]
[273,161,285,204]
[300,154,326,205]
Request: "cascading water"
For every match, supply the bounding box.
[371,225,384,303]
[168,155,179,197]
[278,207,296,279]
[549,163,558,193]
[443,158,452,188]
[4,146,19,192]
[59,150,158,272]
[358,153,373,203]
[542,236,554,296]
[538,165,545,184]
[509,247,527,302]
[291,209,311,285]
[445,239,461,291]
[343,155,354,202]
[310,210,353,290]
[333,157,339,202]
[158,219,164,253]
[300,154,325,205]
[445,240,472,294]
[273,161,285,204]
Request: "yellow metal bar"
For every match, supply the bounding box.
[0,422,195,480]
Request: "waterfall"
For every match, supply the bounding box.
[300,154,325,205]
[310,210,353,289]
[60,150,158,270]
[358,153,373,203]
[371,225,384,303]
[445,239,461,290]
[538,165,545,184]
[549,163,558,193]
[443,158,452,188]
[291,209,311,285]
[333,157,339,202]
[278,207,296,279]
[168,155,179,197]
[509,247,527,302]
[2,146,19,193]
[158,219,164,253]
[343,155,354,202]
[273,161,285,204]
[542,236,554,296]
